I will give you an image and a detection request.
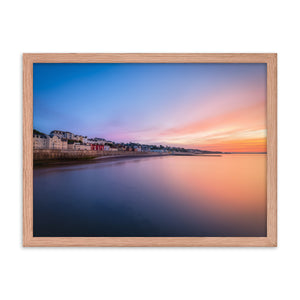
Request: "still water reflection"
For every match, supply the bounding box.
[33,155,267,237]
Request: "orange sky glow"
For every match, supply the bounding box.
[35,63,267,152]
[147,83,267,153]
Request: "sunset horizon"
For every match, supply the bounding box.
[34,63,267,153]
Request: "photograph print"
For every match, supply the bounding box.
[32,61,268,238]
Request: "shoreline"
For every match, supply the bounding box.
[33,153,170,167]
[33,150,265,168]
[33,152,223,168]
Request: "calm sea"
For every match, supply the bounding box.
[33,154,267,237]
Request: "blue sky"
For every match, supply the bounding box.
[33,63,266,150]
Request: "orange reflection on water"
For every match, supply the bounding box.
[33,154,267,236]
[162,154,267,235]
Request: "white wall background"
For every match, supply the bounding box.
[0,1,299,299]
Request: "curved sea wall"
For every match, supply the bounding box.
[33,149,163,161]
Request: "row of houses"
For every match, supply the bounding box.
[34,129,170,153]
[33,130,114,151]
[33,135,92,150]
[50,130,80,141]
[50,130,108,145]
[33,135,68,150]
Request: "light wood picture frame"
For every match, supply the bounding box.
[23,53,277,247]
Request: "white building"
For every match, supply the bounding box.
[50,130,65,139]
[50,130,74,140]
[74,135,84,142]
[47,135,67,150]
[74,144,91,151]
[61,139,68,150]
[65,132,74,140]
[33,134,68,150]
[67,143,75,150]
[33,135,48,149]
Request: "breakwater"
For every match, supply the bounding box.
[33,149,166,162]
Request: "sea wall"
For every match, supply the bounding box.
[33,149,162,161]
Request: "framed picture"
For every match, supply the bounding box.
[23,53,277,247]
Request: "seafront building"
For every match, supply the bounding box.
[34,129,196,154]
[33,134,68,150]
[67,143,91,151]
[34,130,110,151]
[33,134,48,149]
[50,130,73,140]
